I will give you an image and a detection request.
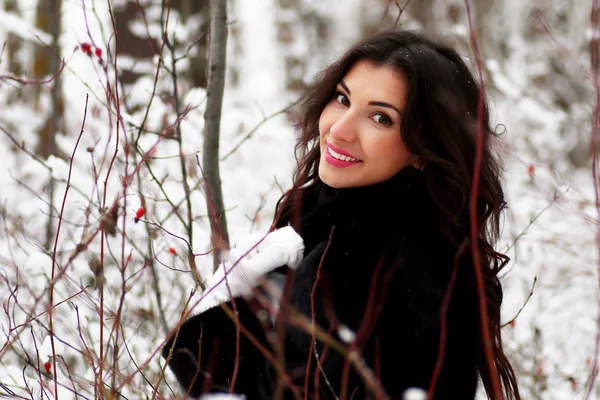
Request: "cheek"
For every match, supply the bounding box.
[318,105,335,137]
[367,135,395,154]
[318,115,326,139]
[389,140,414,169]
[318,118,325,139]
[369,136,410,166]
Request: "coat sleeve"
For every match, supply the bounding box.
[161,298,271,398]
[311,240,480,400]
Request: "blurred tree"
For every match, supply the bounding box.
[114,1,157,85]
[32,0,64,250]
[2,0,24,104]
[274,0,336,92]
[5,0,21,78]
[174,0,210,88]
[114,0,209,87]
[33,0,64,161]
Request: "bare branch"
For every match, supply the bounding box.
[221,98,301,161]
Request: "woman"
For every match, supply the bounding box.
[163,29,520,399]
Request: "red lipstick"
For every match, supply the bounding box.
[324,144,361,168]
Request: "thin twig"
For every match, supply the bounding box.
[464,1,504,397]
[0,59,66,84]
[306,229,336,399]
[49,93,89,398]
[221,99,301,161]
[394,0,412,28]
[429,240,468,396]
[501,277,537,328]
[165,29,195,250]
[503,190,563,254]
[0,125,52,171]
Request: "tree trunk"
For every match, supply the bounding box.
[113,0,209,86]
[5,0,21,78]
[33,0,63,250]
[203,0,230,268]
[33,0,64,158]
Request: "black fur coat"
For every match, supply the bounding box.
[163,168,481,399]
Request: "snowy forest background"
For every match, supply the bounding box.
[0,0,598,399]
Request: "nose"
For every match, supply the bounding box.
[329,110,358,143]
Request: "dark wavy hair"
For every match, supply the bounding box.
[273,30,519,399]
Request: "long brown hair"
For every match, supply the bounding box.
[274,30,520,399]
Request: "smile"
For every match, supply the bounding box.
[327,145,360,162]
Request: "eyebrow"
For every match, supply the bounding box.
[340,80,352,95]
[339,80,402,116]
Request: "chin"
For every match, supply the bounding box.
[319,170,341,188]
[319,173,352,189]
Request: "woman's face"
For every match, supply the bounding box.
[318,60,418,188]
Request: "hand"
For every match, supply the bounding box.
[197,227,304,313]
[228,226,305,270]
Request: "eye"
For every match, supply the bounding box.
[372,112,393,126]
[335,92,350,107]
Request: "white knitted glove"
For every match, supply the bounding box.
[197,226,304,313]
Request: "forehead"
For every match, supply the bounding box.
[341,60,407,104]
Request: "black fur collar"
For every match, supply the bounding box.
[299,168,436,252]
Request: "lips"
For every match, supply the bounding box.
[327,143,361,162]
[324,144,362,168]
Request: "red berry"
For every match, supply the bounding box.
[527,164,535,177]
[95,47,102,58]
[168,247,176,255]
[81,42,92,56]
[135,207,145,222]
[44,361,51,373]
